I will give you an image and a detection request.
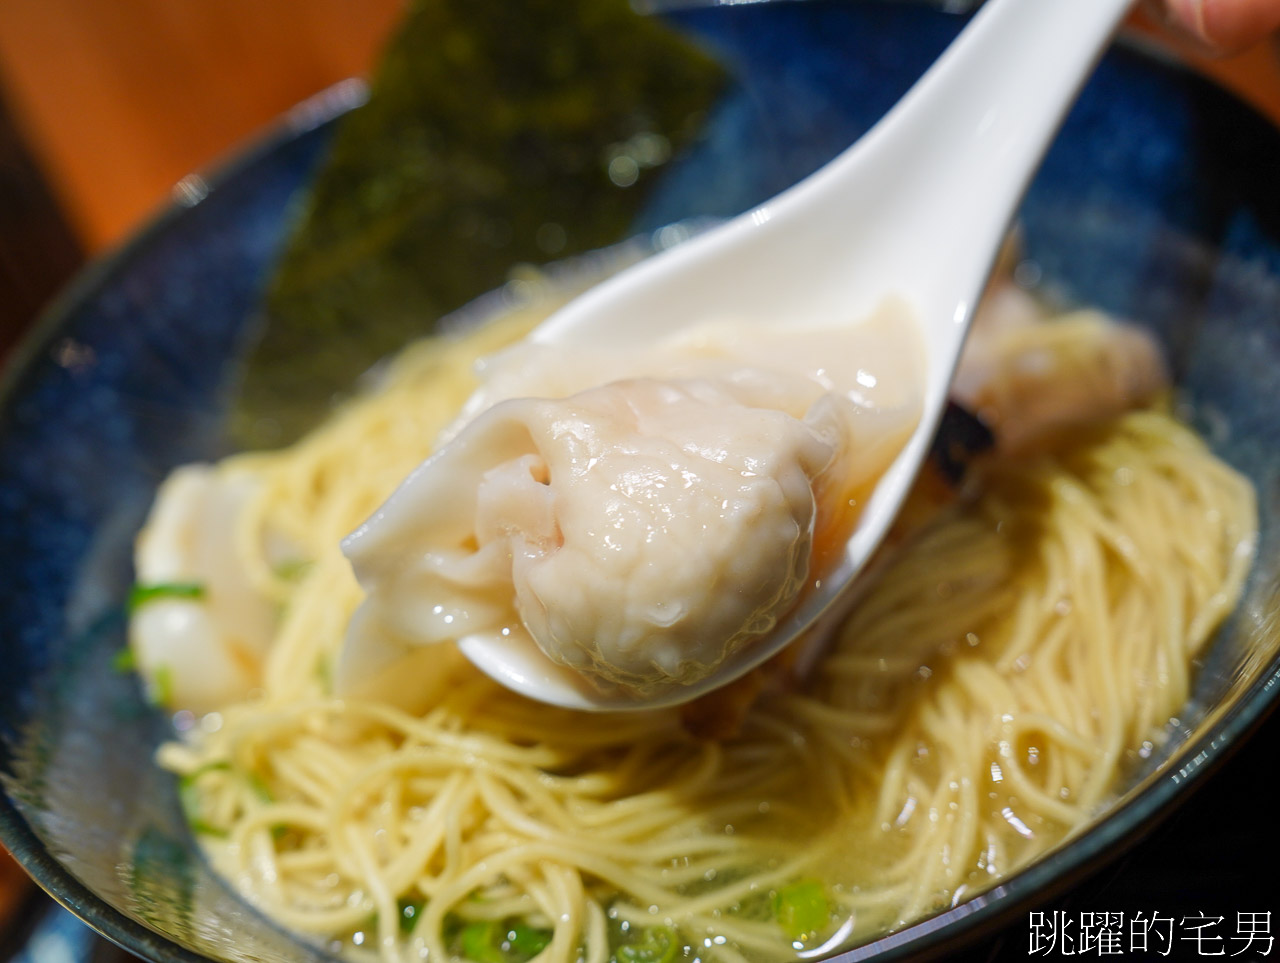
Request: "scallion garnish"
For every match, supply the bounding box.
[127,581,206,613]
[773,879,830,941]
[616,924,680,963]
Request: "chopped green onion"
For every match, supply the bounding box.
[505,921,552,959]
[182,816,227,838]
[150,664,175,707]
[127,581,206,613]
[773,880,830,941]
[617,925,680,963]
[273,559,313,581]
[246,771,274,803]
[314,655,334,692]
[177,770,228,838]
[241,771,289,840]
[450,916,554,963]
[459,920,508,963]
[190,760,232,778]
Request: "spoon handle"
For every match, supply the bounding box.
[809,0,1136,358]
[536,0,1135,361]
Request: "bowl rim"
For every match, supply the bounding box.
[2,19,1280,963]
[0,79,367,963]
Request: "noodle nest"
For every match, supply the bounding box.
[161,307,1256,963]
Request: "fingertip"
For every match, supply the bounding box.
[1165,0,1210,42]
[1192,0,1280,53]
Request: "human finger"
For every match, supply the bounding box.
[1159,0,1280,53]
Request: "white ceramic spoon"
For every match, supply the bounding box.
[459,0,1134,710]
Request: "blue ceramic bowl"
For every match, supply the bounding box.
[3,4,1280,962]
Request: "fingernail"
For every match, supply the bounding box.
[1167,0,1211,43]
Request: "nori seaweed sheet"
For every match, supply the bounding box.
[233,0,724,447]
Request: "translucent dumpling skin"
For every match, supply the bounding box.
[339,304,922,699]
[129,466,278,712]
[343,376,842,694]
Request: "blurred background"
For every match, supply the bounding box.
[0,0,403,251]
[0,1,1277,258]
[0,0,403,361]
[1,2,1279,961]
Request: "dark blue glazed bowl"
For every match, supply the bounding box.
[3,4,1280,962]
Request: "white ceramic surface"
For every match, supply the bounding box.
[461,0,1136,709]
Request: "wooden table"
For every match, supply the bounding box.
[0,0,403,253]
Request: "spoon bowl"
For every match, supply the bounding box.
[460,0,1136,709]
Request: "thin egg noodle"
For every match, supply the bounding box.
[160,300,1257,963]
